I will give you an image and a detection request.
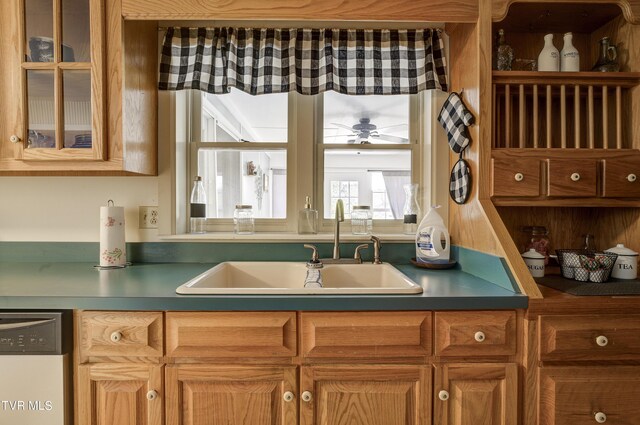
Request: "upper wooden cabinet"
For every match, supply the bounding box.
[0,0,157,175]
[490,2,640,205]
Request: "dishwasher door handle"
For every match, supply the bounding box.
[0,318,56,331]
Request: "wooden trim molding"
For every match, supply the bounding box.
[121,0,478,22]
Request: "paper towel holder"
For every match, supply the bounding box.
[96,199,129,270]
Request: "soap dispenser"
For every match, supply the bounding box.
[298,196,318,234]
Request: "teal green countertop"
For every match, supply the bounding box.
[0,261,527,310]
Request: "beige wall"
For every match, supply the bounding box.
[0,177,159,242]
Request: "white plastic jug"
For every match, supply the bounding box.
[415,205,450,264]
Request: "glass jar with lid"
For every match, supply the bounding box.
[522,226,551,265]
[234,205,255,234]
[351,205,372,235]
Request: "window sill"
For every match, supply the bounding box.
[159,233,415,243]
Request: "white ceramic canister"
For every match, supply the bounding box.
[522,248,545,278]
[604,244,638,280]
[560,32,580,72]
[538,33,559,72]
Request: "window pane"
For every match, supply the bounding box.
[27,70,55,148]
[323,91,409,144]
[197,149,286,218]
[323,149,411,219]
[25,0,54,62]
[63,70,91,148]
[61,0,89,62]
[201,89,287,142]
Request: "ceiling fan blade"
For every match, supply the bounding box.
[372,133,409,144]
[330,123,356,131]
[375,123,408,132]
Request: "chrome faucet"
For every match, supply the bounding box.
[332,199,344,260]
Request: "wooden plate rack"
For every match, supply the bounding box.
[493,71,640,150]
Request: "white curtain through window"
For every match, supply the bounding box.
[380,171,411,219]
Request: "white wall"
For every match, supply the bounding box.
[0,177,159,242]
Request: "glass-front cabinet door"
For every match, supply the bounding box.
[18,0,103,160]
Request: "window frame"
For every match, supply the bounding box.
[159,89,449,238]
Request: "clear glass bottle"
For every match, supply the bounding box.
[496,29,514,71]
[234,205,254,234]
[351,205,372,235]
[523,226,551,265]
[190,176,207,234]
[298,196,318,234]
[402,183,421,235]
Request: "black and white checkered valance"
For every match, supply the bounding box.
[159,27,448,95]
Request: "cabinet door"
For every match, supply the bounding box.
[16,0,104,161]
[300,365,431,425]
[166,365,297,425]
[77,363,163,425]
[433,363,517,425]
[540,367,640,425]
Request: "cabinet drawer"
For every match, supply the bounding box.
[300,312,431,359]
[547,159,597,197]
[78,311,163,361]
[492,158,541,197]
[434,311,516,356]
[539,314,640,361]
[602,157,640,198]
[166,312,296,358]
[540,367,640,425]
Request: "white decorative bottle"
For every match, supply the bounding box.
[537,33,559,72]
[560,32,580,72]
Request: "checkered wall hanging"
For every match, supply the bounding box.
[159,27,448,95]
[438,91,475,204]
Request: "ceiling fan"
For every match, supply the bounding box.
[331,118,409,144]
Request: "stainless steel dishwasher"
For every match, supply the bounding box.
[0,312,70,425]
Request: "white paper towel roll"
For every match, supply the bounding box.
[100,203,126,267]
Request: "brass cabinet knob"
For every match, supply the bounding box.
[146,390,159,401]
[110,331,122,342]
[283,391,295,402]
[301,391,313,402]
[9,135,21,144]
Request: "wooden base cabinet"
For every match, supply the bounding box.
[165,365,297,425]
[300,365,431,425]
[539,367,640,425]
[434,363,518,425]
[77,364,163,425]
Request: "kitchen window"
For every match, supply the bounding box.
[163,88,444,236]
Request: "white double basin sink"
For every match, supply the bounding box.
[176,261,423,295]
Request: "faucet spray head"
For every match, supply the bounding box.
[335,199,344,222]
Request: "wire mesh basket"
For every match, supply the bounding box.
[556,249,618,283]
